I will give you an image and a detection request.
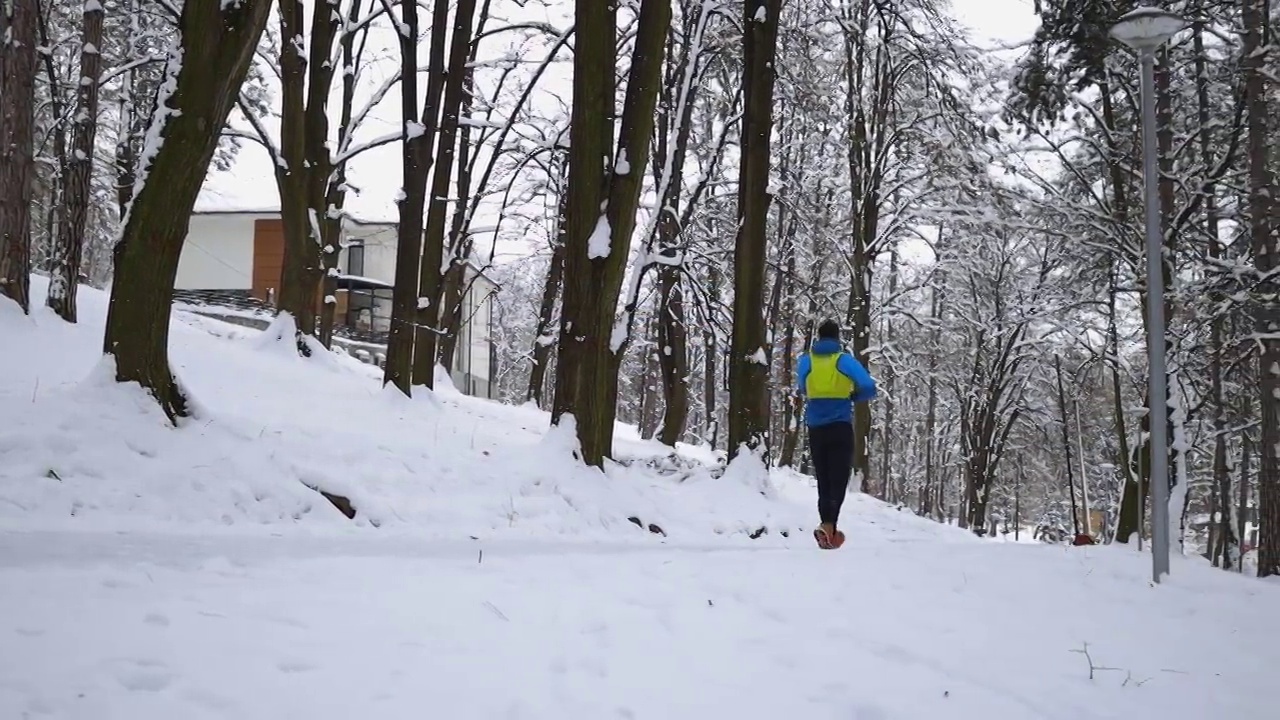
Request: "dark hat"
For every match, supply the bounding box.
[817,319,841,340]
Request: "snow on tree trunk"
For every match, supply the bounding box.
[552,0,670,468]
[46,0,105,323]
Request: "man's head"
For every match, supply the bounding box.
[817,319,841,341]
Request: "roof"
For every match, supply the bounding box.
[335,274,394,291]
[191,207,396,228]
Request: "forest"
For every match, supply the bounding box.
[0,0,1277,576]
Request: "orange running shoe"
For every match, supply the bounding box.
[813,525,833,549]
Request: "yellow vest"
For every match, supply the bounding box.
[806,353,854,399]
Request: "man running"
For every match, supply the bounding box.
[795,319,877,549]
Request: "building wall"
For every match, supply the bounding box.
[177,212,499,399]
[174,213,259,290]
[337,222,398,332]
[341,222,399,284]
[450,268,497,398]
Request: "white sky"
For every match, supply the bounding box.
[196,0,1042,261]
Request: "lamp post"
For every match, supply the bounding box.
[1109,5,1185,584]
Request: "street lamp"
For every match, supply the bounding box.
[1109,5,1185,585]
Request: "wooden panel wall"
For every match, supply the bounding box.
[251,219,285,304]
[253,218,353,324]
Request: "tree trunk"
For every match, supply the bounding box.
[639,313,661,440]
[113,6,140,221]
[1243,0,1280,577]
[878,241,899,500]
[0,0,36,313]
[1112,252,1141,542]
[726,0,780,461]
[551,0,618,436]
[437,52,481,372]
[436,263,466,373]
[1190,13,1235,567]
[303,0,341,348]
[412,0,477,386]
[272,0,341,348]
[703,261,720,448]
[1055,355,1080,536]
[318,0,366,348]
[273,0,316,340]
[527,202,566,406]
[777,248,800,467]
[45,0,104,322]
[103,0,272,421]
[922,225,946,519]
[383,0,449,395]
[1240,387,1253,573]
[656,259,689,446]
[552,0,669,467]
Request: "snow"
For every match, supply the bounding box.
[2,277,1280,718]
[586,212,612,259]
[121,39,182,233]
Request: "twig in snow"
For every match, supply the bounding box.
[483,600,508,621]
[1070,642,1130,682]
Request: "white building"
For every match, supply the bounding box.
[175,209,498,399]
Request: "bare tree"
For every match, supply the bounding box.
[411,0,479,385]
[0,0,37,313]
[103,0,272,420]
[552,0,671,467]
[726,0,780,460]
[45,0,105,322]
[1243,0,1279,577]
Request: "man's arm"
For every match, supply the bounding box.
[837,353,877,402]
[796,353,810,397]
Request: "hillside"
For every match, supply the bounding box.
[1,280,1277,719]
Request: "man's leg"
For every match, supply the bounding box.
[827,421,855,530]
[808,425,829,520]
[809,423,838,529]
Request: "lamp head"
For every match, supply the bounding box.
[1110,5,1186,52]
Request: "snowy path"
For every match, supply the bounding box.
[3,281,1278,718]
[2,529,1275,719]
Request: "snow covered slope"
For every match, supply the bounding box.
[0,277,810,540]
[2,279,1278,719]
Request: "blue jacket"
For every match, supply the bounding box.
[796,338,877,427]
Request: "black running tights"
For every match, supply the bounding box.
[809,421,854,527]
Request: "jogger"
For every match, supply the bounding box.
[796,319,877,549]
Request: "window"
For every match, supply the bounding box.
[346,241,365,277]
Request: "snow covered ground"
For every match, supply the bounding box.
[2,279,1278,719]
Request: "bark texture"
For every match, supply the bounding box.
[726,0,781,460]
[46,0,105,322]
[103,0,272,421]
[0,0,37,313]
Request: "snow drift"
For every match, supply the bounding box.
[0,277,820,541]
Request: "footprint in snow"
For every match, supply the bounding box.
[182,687,238,711]
[143,612,170,627]
[113,660,175,693]
[264,614,310,630]
[276,660,317,674]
